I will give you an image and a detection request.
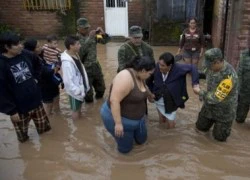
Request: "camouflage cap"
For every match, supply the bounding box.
[129,25,143,38]
[204,48,223,67]
[77,18,90,28]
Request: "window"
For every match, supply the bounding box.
[24,0,71,10]
[157,0,200,21]
[106,0,126,8]
[117,0,126,7]
[106,0,115,7]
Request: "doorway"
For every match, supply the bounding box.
[104,0,129,37]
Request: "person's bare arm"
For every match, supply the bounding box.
[110,70,133,137]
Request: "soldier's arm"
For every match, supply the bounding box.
[200,74,237,104]
[79,37,95,61]
[237,51,245,91]
[149,47,154,60]
[118,46,127,72]
[79,37,95,54]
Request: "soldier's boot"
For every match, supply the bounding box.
[213,121,232,142]
[235,102,249,123]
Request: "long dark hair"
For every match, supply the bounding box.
[126,56,155,71]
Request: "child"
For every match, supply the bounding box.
[42,35,63,116]
[61,35,90,120]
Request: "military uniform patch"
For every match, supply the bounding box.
[215,75,233,101]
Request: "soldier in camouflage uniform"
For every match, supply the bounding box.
[76,18,110,103]
[236,49,250,123]
[195,48,238,142]
[117,26,154,72]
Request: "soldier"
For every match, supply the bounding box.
[236,48,250,123]
[76,17,110,103]
[117,25,154,72]
[195,48,238,142]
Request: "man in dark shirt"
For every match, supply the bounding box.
[0,32,51,143]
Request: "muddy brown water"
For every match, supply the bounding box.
[1,42,250,180]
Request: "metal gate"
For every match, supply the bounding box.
[104,0,128,37]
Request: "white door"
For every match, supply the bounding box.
[104,0,129,37]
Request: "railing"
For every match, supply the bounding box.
[23,0,71,10]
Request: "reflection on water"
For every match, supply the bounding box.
[1,43,250,180]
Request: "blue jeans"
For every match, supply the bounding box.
[100,101,147,153]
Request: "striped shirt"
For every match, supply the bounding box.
[42,44,62,64]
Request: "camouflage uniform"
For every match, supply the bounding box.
[236,49,250,123]
[117,26,154,72]
[77,18,110,102]
[196,48,238,141]
[118,41,154,72]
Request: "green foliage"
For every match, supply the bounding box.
[0,23,21,35]
[151,19,184,45]
[57,0,80,37]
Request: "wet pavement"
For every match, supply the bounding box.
[1,42,250,180]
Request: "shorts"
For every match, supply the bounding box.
[155,97,176,120]
[183,49,200,59]
[69,96,82,111]
[11,104,51,142]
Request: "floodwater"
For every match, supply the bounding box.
[1,42,250,180]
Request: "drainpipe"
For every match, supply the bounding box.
[222,0,230,57]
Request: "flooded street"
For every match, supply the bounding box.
[1,42,250,180]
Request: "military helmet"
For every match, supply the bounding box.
[77,18,90,28]
[204,48,223,67]
[129,25,143,38]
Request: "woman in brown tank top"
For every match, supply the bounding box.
[100,56,155,153]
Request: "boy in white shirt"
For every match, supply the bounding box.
[61,35,90,120]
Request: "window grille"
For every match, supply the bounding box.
[106,0,126,8]
[23,0,71,10]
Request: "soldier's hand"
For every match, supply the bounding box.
[96,27,104,34]
[10,113,20,122]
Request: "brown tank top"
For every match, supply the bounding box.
[108,69,148,120]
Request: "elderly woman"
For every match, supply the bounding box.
[147,52,200,129]
[100,56,155,154]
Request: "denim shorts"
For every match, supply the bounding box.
[183,49,200,59]
[100,101,147,153]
